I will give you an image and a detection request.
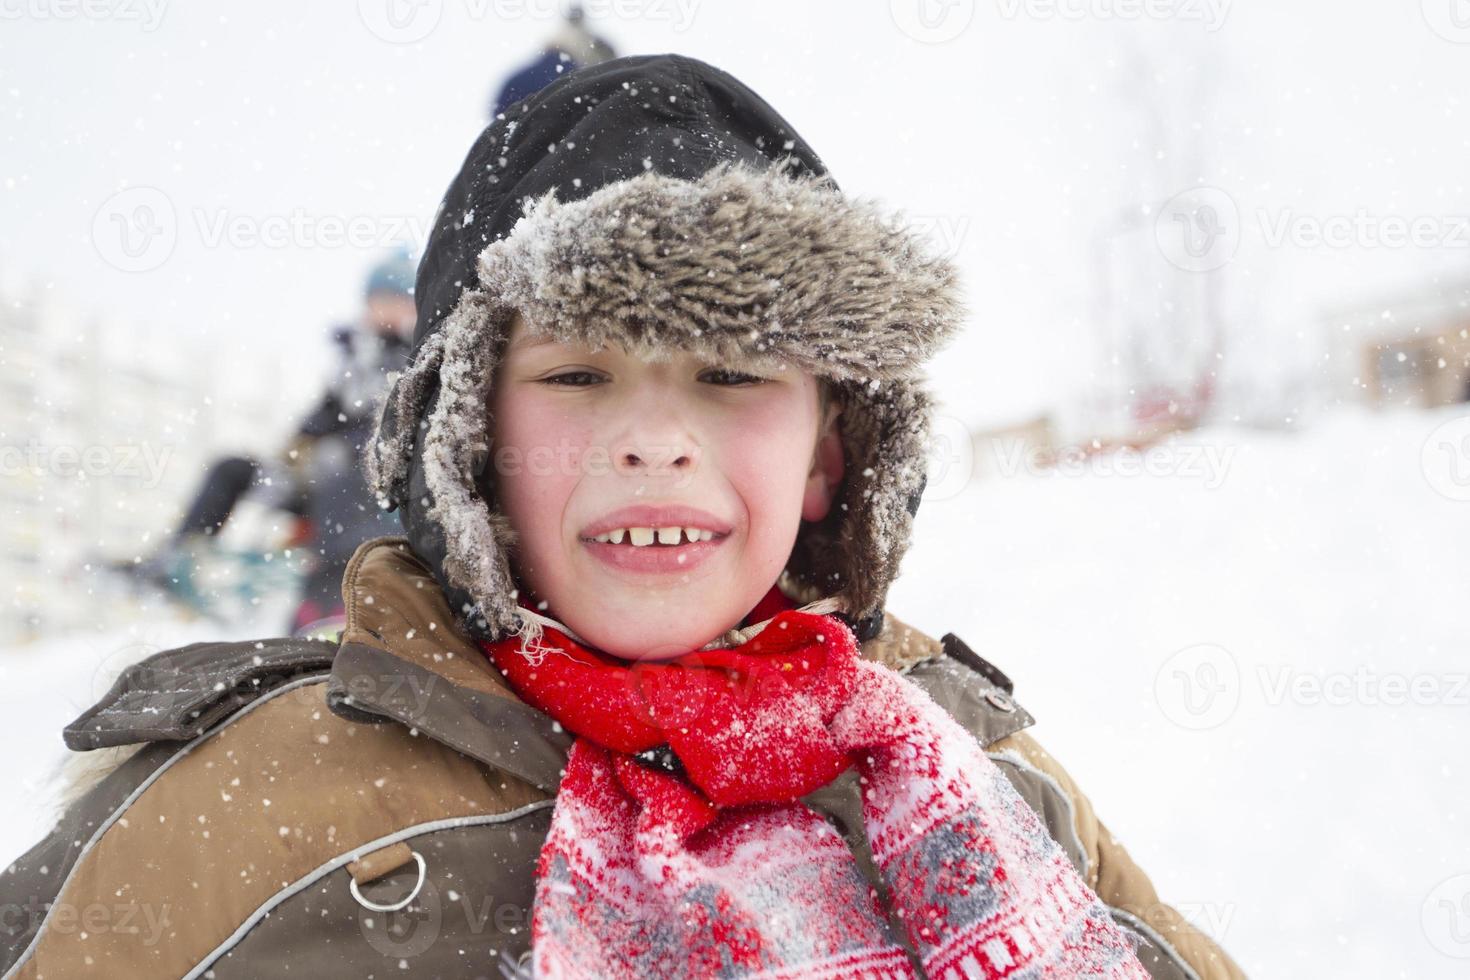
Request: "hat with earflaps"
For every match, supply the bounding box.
[363,53,966,647]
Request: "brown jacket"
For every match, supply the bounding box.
[0,536,1245,979]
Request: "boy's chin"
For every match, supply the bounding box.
[575,620,728,662]
[559,564,759,661]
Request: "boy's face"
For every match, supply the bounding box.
[365,292,416,339]
[489,311,845,661]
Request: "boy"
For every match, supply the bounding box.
[117,247,415,634]
[0,55,1243,979]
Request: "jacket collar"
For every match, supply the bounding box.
[325,535,953,795]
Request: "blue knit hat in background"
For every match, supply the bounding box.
[364,245,416,299]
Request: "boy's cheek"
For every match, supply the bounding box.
[493,408,597,482]
[723,441,809,523]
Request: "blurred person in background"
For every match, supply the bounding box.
[118,248,416,635]
[488,2,617,120]
[289,248,417,634]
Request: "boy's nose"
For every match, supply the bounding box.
[609,385,702,477]
[616,445,698,474]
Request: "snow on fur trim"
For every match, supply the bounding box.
[477,158,964,381]
[362,326,447,510]
[363,160,964,643]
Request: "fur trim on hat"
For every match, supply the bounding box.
[364,158,965,646]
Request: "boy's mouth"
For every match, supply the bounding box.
[583,526,720,546]
[580,528,729,575]
[579,505,734,575]
[580,504,733,540]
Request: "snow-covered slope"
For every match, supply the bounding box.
[890,404,1470,979]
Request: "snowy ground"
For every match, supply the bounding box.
[0,592,299,847]
[4,406,1468,977]
[891,404,1470,979]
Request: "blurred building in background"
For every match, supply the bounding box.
[1324,280,1470,409]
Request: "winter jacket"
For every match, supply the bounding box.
[0,535,1245,979]
[289,327,412,614]
[296,328,412,440]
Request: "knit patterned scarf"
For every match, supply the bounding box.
[480,608,1148,979]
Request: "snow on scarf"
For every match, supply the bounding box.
[481,608,1148,979]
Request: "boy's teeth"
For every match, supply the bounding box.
[594,526,717,546]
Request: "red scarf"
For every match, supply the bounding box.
[480,605,1147,979]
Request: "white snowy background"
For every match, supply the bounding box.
[3,3,1470,978]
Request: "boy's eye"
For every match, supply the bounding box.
[536,368,766,387]
[700,368,766,386]
[538,370,605,387]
